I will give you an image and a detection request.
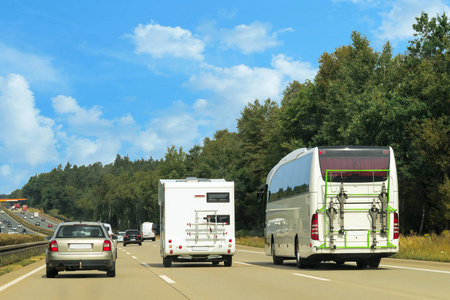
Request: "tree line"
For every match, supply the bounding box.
[9,12,450,235]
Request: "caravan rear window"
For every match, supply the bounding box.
[207,193,230,203]
[319,147,390,183]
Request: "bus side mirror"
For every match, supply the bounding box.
[257,184,268,204]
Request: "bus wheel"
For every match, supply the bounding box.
[272,243,283,265]
[356,260,367,269]
[367,258,381,268]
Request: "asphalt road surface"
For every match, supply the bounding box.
[0,242,449,299]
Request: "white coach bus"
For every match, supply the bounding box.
[158,178,235,267]
[257,146,399,269]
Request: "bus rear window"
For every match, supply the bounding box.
[319,147,390,182]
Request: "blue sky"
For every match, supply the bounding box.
[0,0,449,194]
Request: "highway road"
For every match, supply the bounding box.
[0,242,449,300]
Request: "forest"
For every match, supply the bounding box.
[7,12,450,235]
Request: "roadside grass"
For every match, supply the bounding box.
[236,236,264,248]
[0,254,45,277]
[0,234,45,246]
[393,230,450,262]
[236,232,450,262]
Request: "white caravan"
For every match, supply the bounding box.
[158,178,235,267]
[141,222,156,241]
[257,146,399,269]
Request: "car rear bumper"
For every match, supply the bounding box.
[47,259,114,271]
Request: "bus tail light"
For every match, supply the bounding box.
[311,213,319,241]
[393,212,399,239]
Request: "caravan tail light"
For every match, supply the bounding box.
[393,212,399,239]
[49,240,58,252]
[168,239,172,243]
[311,213,319,241]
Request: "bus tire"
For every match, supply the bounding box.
[368,258,381,268]
[295,239,307,269]
[272,242,283,265]
[356,260,367,269]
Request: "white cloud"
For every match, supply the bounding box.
[0,43,63,87]
[52,95,112,136]
[271,54,317,83]
[198,21,293,54]
[0,74,58,166]
[131,21,205,60]
[221,22,286,54]
[374,0,450,43]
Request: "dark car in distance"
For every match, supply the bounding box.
[123,229,142,246]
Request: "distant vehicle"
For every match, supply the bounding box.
[30,216,34,219]
[41,218,45,221]
[158,178,235,267]
[257,146,399,269]
[123,229,142,246]
[103,223,113,237]
[46,221,117,278]
[35,222,40,226]
[117,231,125,242]
[22,228,27,234]
[8,230,15,234]
[48,224,53,228]
[141,222,156,241]
[17,224,22,228]
[7,223,12,227]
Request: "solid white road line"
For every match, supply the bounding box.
[159,275,176,284]
[0,264,46,293]
[237,250,265,255]
[293,273,331,282]
[381,264,450,274]
[131,256,138,259]
[234,261,252,266]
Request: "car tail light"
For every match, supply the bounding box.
[137,234,141,237]
[49,240,58,252]
[393,212,399,239]
[311,213,319,241]
[103,240,112,251]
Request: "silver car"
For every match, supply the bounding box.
[46,221,117,278]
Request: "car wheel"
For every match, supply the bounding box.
[46,265,58,278]
[123,243,126,247]
[357,260,367,269]
[107,262,116,277]
[139,243,142,246]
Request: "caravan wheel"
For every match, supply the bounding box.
[163,257,172,268]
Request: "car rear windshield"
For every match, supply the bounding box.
[319,147,390,183]
[126,230,140,235]
[56,225,106,238]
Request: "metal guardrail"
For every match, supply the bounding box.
[0,241,48,267]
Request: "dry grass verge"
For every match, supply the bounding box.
[236,232,450,262]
